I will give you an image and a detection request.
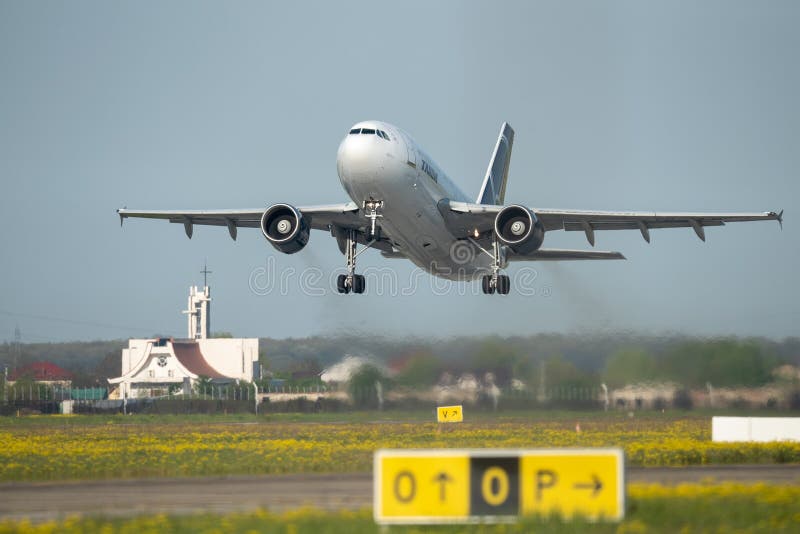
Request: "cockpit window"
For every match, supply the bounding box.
[350,127,390,138]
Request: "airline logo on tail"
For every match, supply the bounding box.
[477,122,515,205]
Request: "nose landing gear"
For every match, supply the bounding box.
[363,199,383,241]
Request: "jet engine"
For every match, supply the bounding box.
[494,205,545,254]
[260,204,310,254]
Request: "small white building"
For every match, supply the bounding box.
[320,355,389,384]
[109,280,259,399]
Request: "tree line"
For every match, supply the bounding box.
[2,334,798,389]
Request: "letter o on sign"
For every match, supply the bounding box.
[481,466,510,506]
[469,457,519,515]
[394,470,416,503]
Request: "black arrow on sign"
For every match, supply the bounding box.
[433,472,454,501]
[573,474,603,496]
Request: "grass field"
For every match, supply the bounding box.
[1,483,799,533]
[1,411,799,482]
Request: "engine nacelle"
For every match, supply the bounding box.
[260,204,309,254]
[494,205,545,254]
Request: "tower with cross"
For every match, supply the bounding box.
[201,261,212,287]
[183,263,212,339]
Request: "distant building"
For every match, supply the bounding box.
[7,362,73,387]
[108,276,259,399]
[611,383,678,410]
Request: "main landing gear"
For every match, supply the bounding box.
[337,272,365,294]
[336,200,383,295]
[481,273,510,295]
[336,228,366,294]
[479,235,511,295]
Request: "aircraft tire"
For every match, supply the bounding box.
[482,275,495,294]
[353,274,366,294]
[498,274,511,295]
[336,274,349,294]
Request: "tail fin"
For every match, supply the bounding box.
[476,122,514,205]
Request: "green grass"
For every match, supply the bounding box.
[2,411,800,482]
[0,407,787,427]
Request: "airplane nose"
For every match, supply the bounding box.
[337,133,378,180]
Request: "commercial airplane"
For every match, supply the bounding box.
[118,121,782,295]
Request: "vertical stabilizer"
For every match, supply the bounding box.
[476,122,514,205]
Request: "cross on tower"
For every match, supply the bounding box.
[201,261,212,287]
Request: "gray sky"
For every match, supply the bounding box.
[1,1,797,343]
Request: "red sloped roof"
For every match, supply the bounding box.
[171,341,227,379]
[9,362,74,381]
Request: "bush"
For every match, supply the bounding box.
[790,391,800,411]
[673,389,693,410]
[348,365,386,409]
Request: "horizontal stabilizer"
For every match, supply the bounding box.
[381,250,406,259]
[508,248,626,261]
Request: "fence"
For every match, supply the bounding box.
[2,382,799,415]
[0,385,258,415]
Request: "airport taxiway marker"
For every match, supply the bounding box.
[374,448,624,524]
[436,405,463,423]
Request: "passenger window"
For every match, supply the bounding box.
[362,128,376,135]
[349,128,361,134]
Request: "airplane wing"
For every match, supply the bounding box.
[117,202,361,240]
[533,208,783,245]
[507,248,625,261]
[445,201,782,246]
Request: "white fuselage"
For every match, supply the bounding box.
[336,121,492,279]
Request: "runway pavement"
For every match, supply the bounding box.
[1,466,798,522]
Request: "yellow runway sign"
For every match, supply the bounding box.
[374,448,624,524]
[436,405,463,422]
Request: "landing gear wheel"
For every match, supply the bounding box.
[336,226,377,295]
[482,275,495,295]
[478,232,510,295]
[497,274,511,295]
[336,274,350,294]
[353,274,366,294]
